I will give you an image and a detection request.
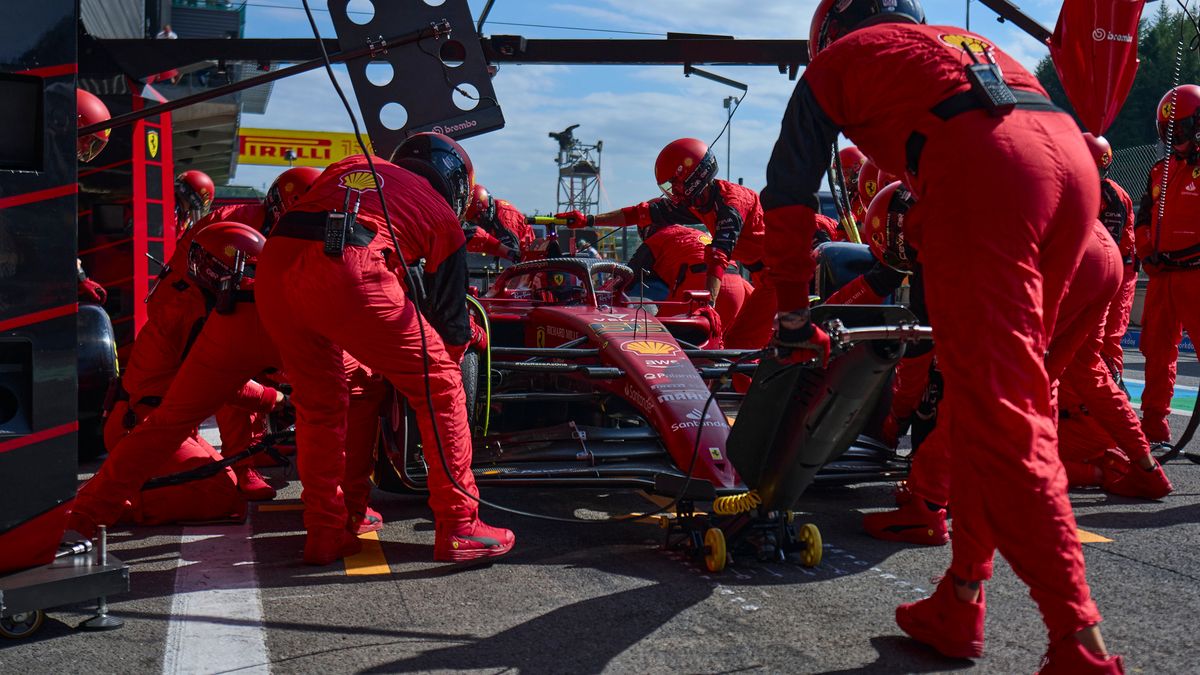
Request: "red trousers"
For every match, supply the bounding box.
[256,238,478,534]
[344,354,388,519]
[724,270,776,350]
[1139,269,1200,442]
[892,351,952,506]
[910,109,1101,641]
[1100,263,1136,371]
[73,303,280,527]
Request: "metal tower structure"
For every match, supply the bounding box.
[550,125,602,215]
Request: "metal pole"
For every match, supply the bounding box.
[966,0,971,31]
[79,22,448,137]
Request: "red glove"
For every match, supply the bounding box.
[469,315,489,352]
[691,305,724,349]
[78,278,107,304]
[771,311,831,367]
[555,211,593,229]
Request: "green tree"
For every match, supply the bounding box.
[1036,2,1200,150]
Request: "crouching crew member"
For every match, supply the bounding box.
[256,134,514,565]
[760,1,1122,670]
[463,184,535,262]
[175,170,215,236]
[70,224,285,533]
[627,224,753,330]
[1136,85,1200,445]
[556,139,777,350]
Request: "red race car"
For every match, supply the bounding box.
[375,256,927,571]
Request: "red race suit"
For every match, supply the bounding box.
[761,23,1102,642]
[627,224,752,327]
[466,198,535,258]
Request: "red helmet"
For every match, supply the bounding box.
[809,0,926,61]
[77,89,111,163]
[176,170,215,212]
[187,221,266,293]
[864,181,917,273]
[654,138,718,205]
[265,166,321,230]
[837,146,868,195]
[1082,133,1114,171]
[464,184,494,224]
[1156,85,1200,151]
[390,132,475,218]
[857,158,881,205]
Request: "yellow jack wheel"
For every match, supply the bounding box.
[0,610,45,639]
[798,523,822,568]
[703,527,727,573]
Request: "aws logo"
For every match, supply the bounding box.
[939,34,993,55]
[339,170,382,192]
[621,340,678,356]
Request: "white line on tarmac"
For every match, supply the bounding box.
[1123,377,1199,393]
[162,523,270,675]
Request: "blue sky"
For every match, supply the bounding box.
[232,0,1065,212]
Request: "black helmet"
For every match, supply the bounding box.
[809,0,926,61]
[390,132,475,218]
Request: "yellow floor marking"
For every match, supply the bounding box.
[1077,528,1113,544]
[344,530,391,576]
[257,503,304,512]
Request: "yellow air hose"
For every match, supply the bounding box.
[712,490,761,516]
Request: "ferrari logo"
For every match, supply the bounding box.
[1162,100,1176,121]
[863,179,878,198]
[709,447,723,460]
[939,34,993,55]
[1191,167,1200,179]
[621,340,679,356]
[536,326,546,347]
[147,131,159,158]
[339,170,381,192]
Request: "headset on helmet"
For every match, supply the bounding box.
[177,170,215,211]
[390,132,475,219]
[1156,85,1200,152]
[265,166,321,231]
[809,0,926,60]
[1082,133,1114,172]
[864,181,917,273]
[654,138,718,206]
[188,222,266,312]
[465,184,495,224]
[77,89,111,163]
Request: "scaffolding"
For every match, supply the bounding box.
[550,124,602,215]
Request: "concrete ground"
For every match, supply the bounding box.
[2,349,1197,674]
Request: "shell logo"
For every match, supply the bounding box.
[622,340,679,356]
[939,34,992,55]
[698,233,713,245]
[339,170,382,192]
[223,245,237,258]
[1153,184,1162,199]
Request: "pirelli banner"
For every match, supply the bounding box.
[237,128,374,167]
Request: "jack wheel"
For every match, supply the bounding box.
[1,610,45,639]
[703,527,727,573]
[798,523,822,568]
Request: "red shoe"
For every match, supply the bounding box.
[1036,635,1125,674]
[863,498,949,546]
[349,506,384,535]
[434,519,515,562]
[896,576,985,659]
[1140,417,1171,445]
[303,527,362,566]
[893,482,914,506]
[1102,451,1173,500]
[235,466,277,501]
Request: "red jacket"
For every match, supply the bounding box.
[1136,156,1200,261]
[626,180,766,276]
[467,199,534,257]
[761,23,1044,312]
[627,224,711,290]
[289,155,465,272]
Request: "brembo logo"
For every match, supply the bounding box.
[432,120,478,135]
[1093,28,1133,43]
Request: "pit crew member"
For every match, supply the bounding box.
[463,184,534,262]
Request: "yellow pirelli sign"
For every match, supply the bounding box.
[237,128,374,167]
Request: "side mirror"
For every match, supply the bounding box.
[467,286,480,298]
[684,290,712,305]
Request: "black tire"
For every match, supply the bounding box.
[372,349,481,493]
[77,305,117,461]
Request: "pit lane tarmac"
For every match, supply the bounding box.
[3,349,1198,674]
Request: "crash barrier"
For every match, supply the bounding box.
[1120,330,1195,354]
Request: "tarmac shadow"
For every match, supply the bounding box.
[356,580,712,674]
[814,636,974,674]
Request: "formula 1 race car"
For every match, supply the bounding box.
[375,255,929,572]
